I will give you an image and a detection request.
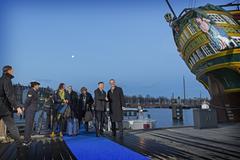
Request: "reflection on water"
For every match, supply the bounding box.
[143,108,193,128]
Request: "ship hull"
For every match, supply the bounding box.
[195,50,240,122]
[167,3,240,122]
[206,72,240,122]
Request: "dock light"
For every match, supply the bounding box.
[164,13,173,23]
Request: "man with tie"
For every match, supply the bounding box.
[94,82,107,137]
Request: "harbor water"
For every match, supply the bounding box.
[143,108,194,128]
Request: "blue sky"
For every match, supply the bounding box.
[0,0,233,98]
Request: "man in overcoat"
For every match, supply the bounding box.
[0,65,23,148]
[107,79,125,138]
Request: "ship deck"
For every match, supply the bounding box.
[0,123,239,160]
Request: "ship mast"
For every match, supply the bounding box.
[165,0,177,19]
[183,76,186,104]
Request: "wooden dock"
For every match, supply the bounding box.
[0,123,239,160]
[0,137,76,160]
[109,123,240,160]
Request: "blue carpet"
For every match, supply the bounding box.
[64,133,149,160]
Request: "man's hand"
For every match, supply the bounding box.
[16,107,23,116]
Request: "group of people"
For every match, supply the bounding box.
[0,65,125,149]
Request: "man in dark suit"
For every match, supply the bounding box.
[107,79,125,138]
[23,81,40,146]
[0,65,23,148]
[94,82,107,137]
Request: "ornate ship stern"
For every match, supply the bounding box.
[165,2,240,122]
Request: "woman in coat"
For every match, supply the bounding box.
[52,83,69,137]
[78,87,94,132]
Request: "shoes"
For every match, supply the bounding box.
[50,132,55,138]
[59,132,63,137]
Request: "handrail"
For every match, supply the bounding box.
[211,104,240,110]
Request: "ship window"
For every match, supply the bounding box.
[209,43,218,53]
[208,14,227,23]
[193,53,200,62]
[201,45,213,56]
[179,39,184,49]
[187,23,197,35]
[181,34,187,43]
[189,59,193,65]
[190,59,194,66]
[188,60,193,68]
[221,15,237,25]
[196,49,205,59]
[188,57,194,65]
[190,56,196,64]
[183,29,190,39]
[231,36,240,45]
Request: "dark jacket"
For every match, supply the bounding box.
[68,90,78,112]
[54,89,70,105]
[44,96,55,112]
[94,88,107,111]
[79,92,94,111]
[68,91,78,117]
[0,73,18,116]
[24,88,39,111]
[107,86,125,122]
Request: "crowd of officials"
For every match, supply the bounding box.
[0,65,125,149]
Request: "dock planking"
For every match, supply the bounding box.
[109,123,240,160]
[0,123,239,160]
[0,138,76,160]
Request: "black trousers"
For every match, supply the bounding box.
[24,109,36,142]
[95,111,105,135]
[50,109,57,132]
[111,121,123,137]
[78,110,88,132]
[0,115,21,146]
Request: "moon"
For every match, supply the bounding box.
[71,55,75,58]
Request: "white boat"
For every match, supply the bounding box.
[122,106,156,130]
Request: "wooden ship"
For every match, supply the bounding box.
[165,1,240,122]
